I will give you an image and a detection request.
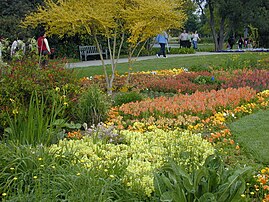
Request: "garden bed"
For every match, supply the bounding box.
[1,55,269,201]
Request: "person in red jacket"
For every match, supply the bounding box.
[37,31,51,67]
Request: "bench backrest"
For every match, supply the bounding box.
[78,45,108,61]
[79,45,100,53]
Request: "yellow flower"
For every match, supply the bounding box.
[10,167,15,170]
[38,157,42,161]
[261,169,267,174]
[55,87,60,92]
[2,193,7,196]
[33,176,38,179]
[76,173,81,176]
[12,109,19,114]
[13,177,18,180]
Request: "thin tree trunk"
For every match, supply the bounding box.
[208,0,218,51]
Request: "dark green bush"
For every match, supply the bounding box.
[113,91,144,106]
[74,85,111,126]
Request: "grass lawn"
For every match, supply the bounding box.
[73,52,269,77]
[229,109,269,165]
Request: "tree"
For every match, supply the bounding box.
[122,0,186,83]
[194,0,269,50]
[194,0,244,51]
[23,0,187,94]
[0,0,44,40]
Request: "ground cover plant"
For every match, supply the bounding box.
[1,53,269,201]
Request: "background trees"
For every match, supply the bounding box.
[193,0,269,50]
[0,0,44,39]
[1,0,269,54]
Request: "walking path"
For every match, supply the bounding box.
[66,51,237,68]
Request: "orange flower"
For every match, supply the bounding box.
[260,177,268,185]
[263,194,269,202]
[263,185,269,191]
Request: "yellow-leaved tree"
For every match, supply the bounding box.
[23,0,187,94]
[123,0,187,83]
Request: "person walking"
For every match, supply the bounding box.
[156,31,168,58]
[227,35,235,49]
[179,30,188,48]
[237,36,244,49]
[192,31,200,49]
[37,31,51,67]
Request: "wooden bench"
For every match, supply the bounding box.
[79,45,108,61]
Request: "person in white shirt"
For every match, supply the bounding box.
[192,31,200,49]
[10,38,25,57]
[179,30,189,48]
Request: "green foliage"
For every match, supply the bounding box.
[0,142,139,201]
[0,0,40,40]
[4,92,70,146]
[0,58,80,132]
[74,85,111,126]
[193,75,221,86]
[113,91,144,106]
[153,155,252,202]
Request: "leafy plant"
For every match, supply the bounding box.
[4,91,68,146]
[113,91,144,106]
[154,155,252,202]
[74,84,111,126]
[0,142,137,202]
[193,75,219,85]
[0,58,80,131]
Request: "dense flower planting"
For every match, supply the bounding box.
[50,129,214,196]
[85,68,269,94]
[1,57,269,201]
[107,87,257,131]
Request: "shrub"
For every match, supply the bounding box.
[74,84,111,126]
[0,58,80,133]
[113,91,144,106]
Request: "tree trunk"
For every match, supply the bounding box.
[208,0,226,51]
